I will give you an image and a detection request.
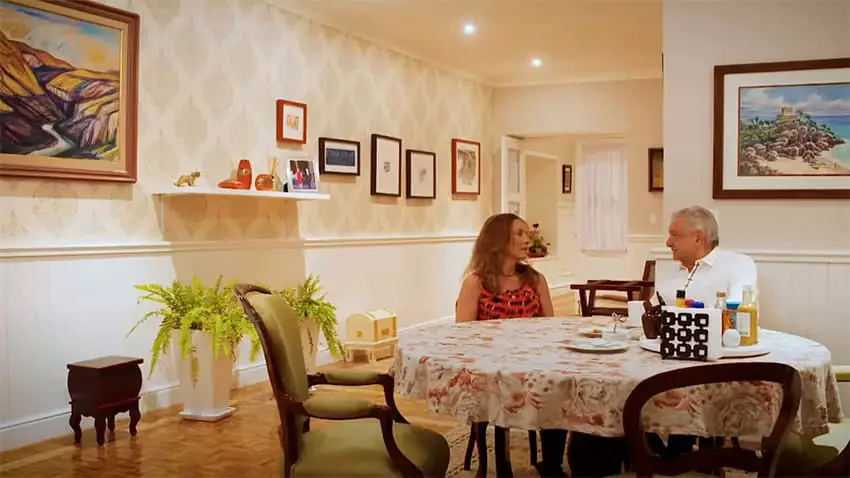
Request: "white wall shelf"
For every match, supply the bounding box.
[152,186,330,201]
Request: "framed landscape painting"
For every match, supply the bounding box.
[713,57,850,199]
[0,0,140,182]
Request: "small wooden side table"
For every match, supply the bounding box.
[67,356,144,446]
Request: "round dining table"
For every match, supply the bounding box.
[391,316,844,439]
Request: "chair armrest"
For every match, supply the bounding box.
[309,371,410,424]
[310,369,380,386]
[833,365,850,383]
[301,395,379,420]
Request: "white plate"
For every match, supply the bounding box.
[565,338,630,353]
[578,325,642,340]
[639,337,770,359]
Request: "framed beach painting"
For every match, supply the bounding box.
[0,0,140,182]
[713,57,850,199]
[451,138,481,195]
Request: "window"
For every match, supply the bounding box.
[576,141,628,252]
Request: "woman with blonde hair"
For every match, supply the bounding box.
[456,213,567,476]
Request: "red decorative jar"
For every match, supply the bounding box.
[236,159,253,189]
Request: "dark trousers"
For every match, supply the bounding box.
[539,429,568,467]
[568,432,628,477]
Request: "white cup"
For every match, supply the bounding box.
[628,300,644,326]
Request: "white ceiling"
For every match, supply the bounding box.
[271,0,663,87]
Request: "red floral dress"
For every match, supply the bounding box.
[477,284,542,321]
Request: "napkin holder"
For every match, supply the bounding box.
[659,306,722,361]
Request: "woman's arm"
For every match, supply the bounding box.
[535,273,555,317]
[455,275,482,322]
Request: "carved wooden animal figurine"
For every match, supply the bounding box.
[174,171,200,187]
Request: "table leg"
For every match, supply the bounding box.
[94,415,107,446]
[475,422,488,478]
[129,402,141,436]
[107,414,116,433]
[69,411,82,445]
[494,426,514,478]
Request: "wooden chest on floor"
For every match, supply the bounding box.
[344,309,398,363]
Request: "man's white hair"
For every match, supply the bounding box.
[672,206,719,248]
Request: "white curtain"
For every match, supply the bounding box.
[576,141,628,252]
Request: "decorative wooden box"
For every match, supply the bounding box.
[344,309,398,363]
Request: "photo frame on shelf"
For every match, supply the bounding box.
[562,164,573,194]
[713,57,850,199]
[284,157,320,193]
[0,0,140,183]
[649,148,663,192]
[318,137,360,175]
[451,138,481,195]
[371,134,402,196]
[405,149,436,199]
[276,99,307,144]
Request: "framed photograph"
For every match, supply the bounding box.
[713,57,850,199]
[562,164,572,193]
[0,0,140,183]
[451,138,481,195]
[370,134,402,196]
[318,137,359,175]
[405,149,436,199]
[648,148,663,192]
[285,157,320,193]
[276,99,307,144]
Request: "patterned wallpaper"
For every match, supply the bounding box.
[0,0,494,246]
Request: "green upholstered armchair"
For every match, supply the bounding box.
[234,284,450,478]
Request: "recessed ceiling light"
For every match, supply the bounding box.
[531,58,543,68]
[463,23,476,35]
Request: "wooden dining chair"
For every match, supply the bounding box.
[776,364,850,476]
[613,362,802,478]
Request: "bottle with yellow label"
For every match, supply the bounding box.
[736,285,759,346]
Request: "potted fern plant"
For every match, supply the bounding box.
[273,274,343,372]
[129,276,260,421]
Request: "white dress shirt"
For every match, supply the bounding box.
[656,247,758,306]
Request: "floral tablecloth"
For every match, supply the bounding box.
[391,317,844,438]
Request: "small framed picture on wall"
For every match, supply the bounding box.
[371,134,402,196]
[276,99,307,144]
[405,150,436,199]
[562,164,572,193]
[285,157,320,193]
[318,137,360,175]
[451,138,481,195]
[649,147,663,192]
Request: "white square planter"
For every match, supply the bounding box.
[171,329,235,421]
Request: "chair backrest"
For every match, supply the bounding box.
[623,362,802,478]
[234,283,310,456]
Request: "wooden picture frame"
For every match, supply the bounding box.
[405,149,436,199]
[318,137,359,175]
[284,157,320,193]
[562,164,572,193]
[451,138,481,195]
[649,148,664,192]
[275,99,307,144]
[370,134,402,197]
[713,57,850,199]
[0,0,140,183]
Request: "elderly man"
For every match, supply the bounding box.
[657,205,757,306]
[652,205,758,459]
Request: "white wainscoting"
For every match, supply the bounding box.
[0,233,475,452]
[653,248,850,412]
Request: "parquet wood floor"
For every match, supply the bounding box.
[0,358,460,477]
[0,300,579,477]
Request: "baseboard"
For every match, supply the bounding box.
[0,315,455,452]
